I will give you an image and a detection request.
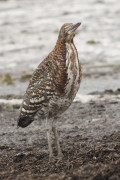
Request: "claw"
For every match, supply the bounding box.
[49,155,56,163]
[57,152,64,160]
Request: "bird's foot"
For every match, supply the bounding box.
[49,155,56,163]
[57,152,64,160]
[49,152,64,162]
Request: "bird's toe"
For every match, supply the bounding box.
[57,152,64,160]
[49,155,56,163]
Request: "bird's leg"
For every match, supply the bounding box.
[45,118,54,162]
[52,118,63,159]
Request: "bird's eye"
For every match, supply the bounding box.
[64,26,68,30]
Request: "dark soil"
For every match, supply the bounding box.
[0,93,120,180]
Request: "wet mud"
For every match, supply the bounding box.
[0,91,120,179]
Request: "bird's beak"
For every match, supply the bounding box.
[67,22,81,33]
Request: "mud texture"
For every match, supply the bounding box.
[0,91,120,180]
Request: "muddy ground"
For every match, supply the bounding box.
[0,90,120,180]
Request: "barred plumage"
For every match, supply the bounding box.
[18,22,82,161]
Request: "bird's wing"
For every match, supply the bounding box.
[18,73,56,127]
[20,57,67,115]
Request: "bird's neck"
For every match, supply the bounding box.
[55,37,66,50]
[54,37,74,57]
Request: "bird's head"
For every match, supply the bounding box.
[58,22,81,42]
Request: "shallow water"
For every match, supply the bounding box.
[0,0,120,96]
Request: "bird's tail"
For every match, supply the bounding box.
[17,115,34,128]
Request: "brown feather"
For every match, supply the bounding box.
[18,22,82,127]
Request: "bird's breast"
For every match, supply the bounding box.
[65,42,81,99]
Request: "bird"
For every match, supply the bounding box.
[18,22,82,162]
